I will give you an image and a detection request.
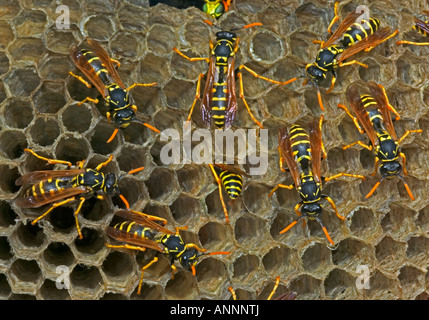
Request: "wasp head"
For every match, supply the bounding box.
[179,247,199,269]
[104,173,119,195]
[301,202,323,218]
[215,30,236,42]
[203,0,225,19]
[380,161,402,178]
[305,63,326,83]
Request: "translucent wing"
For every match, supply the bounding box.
[322,10,364,49]
[15,169,85,186]
[278,126,301,188]
[201,55,217,128]
[224,56,238,129]
[309,119,323,184]
[113,209,173,235]
[106,226,164,252]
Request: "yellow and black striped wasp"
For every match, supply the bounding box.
[15,149,143,239]
[337,81,422,200]
[269,116,365,245]
[240,2,398,111]
[173,20,264,129]
[106,209,230,294]
[69,37,160,143]
[208,162,249,223]
[203,0,232,19]
[228,276,297,300]
[397,11,429,46]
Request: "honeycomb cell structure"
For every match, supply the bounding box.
[0,0,428,300]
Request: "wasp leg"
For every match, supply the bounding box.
[129,209,168,226]
[268,183,294,197]
[173,47,210,63]
[228,286,237,300]
[126,82,157,91]
[372,157,379,176]
[322,194,345,221]
[326,71,337,94]
[338,60,368,69]
[77,96,99,106]
[327,1,340,34]
[377,83,401,120]
[267,276,281,301]
[397,129,422,145]
[239,65,298,86]
[279,203,304,234]
[69,71,92,88]
[318,115,327,158]
[109,57,121,68]
[95,155,114,170]
[365,30,398,52]
[208,164,230,223]
[342,140,373,151]
[184,243,207,253]
[236,71,264,129]
[73,197,87,239]
[324,172,365,182]
[137,257,159,295]
[186,73,205,127]
[31,197,77,227]
[337,104,364,133]
[24,148,72,167]
[397,40,429,46]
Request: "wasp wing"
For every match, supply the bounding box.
[106,226,164,252]
[224,56,238,129]
[346,83,378,147]
[278,126,301,188]
[337,27,394,63]
[414,15,429,34]
[15,185,90,208]
[309,119,323,184]
[201,55,217,128]
[15,169,85,186]
[113,209,174,235]
[322,10,364,49]
[367,81,397,140]
[70,45,109,98]
[86,37,126,89]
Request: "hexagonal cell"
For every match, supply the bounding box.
[396,52,425,87]
[43,242,75,267]
[300,242,333,276]
[55,135,90,165]
[29,117,60,147]
[195,256,227,293]
[4,68,41,98]
[32,82,67,114]
[88,122,120,155]
[9,38,45,62]
[39,279,71,300]
[288,274,322,300]
[262,246,298,279]
[118,2,149,32]
[0,236,12,262]
[198,221,232,252]
[138,53,171,85]
[170,194,204,225]
[365,270,401,300]
[61,104,93,133]
[163,77,195,111]
[0,273,11,299]
[69,264,103,293]
[406,236,429,268]
[375,236,407,272]
[48,206,78,237]
[348,207,381,242]
[14,222,46,249]
[165,270,198,300]
[232,254,260,283]
[45,28,78,54]
[3,98,34,129]
[234,215,267,246]
[38,54,74,81]
[84,15,115,41]
[242,182,273,218]
[0,164,20,194]
[324,268,359,300]
[110,32,143,59]
[416,205,429,234]
[74,228,105,255]
[145,167,179,203]
[0,52,10,76]
[0,130,28,160]
[13,9,47,36]
[249,29,285,65]
[0,20,14,50]
[146,24,178,57]
[0,200,18,228]
[9,259,42,289]
[332,238,372,269]
[381,204,417,241]
[131,283,164,300]
[177,164,209,196]
[398,266,426,299]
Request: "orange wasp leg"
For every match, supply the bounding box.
[397,129,423,145]
[137,257,159,295]
[324,172,365,182]
[326,1,340,34]
[126,82,157,91]
[95,155,114,170]
[268,183,294,198]
[342,140,373,151]
[208,164,230,223]
[397,40,429,46]
[31,196,77,230]
[337,104,365,133]
[237,72,263,129]
[267,276,281,300]
[69,71,92,89]
[323,195,345,221]
[24,148,72,167]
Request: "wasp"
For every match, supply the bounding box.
[208,163,249,223]
[15,149,143,239]
[173,20,265,129]
[397,11,429,46]
[269,116,365,245]
[239,2,398,111]
[69,37,160,143]
[203,0,232,19]
[337,81,422,200]
[106,209,230,294]
[228,276,297,300]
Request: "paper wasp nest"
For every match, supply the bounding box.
[0,0,428,300]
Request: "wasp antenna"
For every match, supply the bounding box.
[127,167,145,175]
[119,194,130,209]
[230,22,263,31]
[315,217,334,245]
[365,177,384,198]
[191,265,196,276]
[316,87,325,111]
[107,128,119,143]
[207,251,230,256]
[204,19,214,26]
[398,175,415,200]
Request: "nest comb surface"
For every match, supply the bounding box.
[0,0,428,300]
